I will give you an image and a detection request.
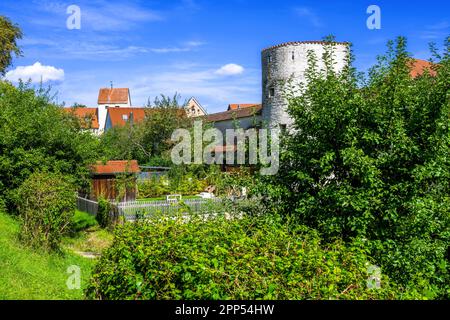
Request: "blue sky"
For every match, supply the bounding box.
[1,0,449,113]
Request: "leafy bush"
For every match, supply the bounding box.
[86,214,420,300]
[137,176,171,199]
[96,197,111,229]
[70,210,98,233]
[137,170,209,199]
[0,81,100,212]
[274,37,450,298]
[15,171,76,251]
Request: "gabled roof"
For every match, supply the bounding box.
[98,88,130,105]
[186,97,208,115]
[91,160,140,175]
[409,59,437,78]
[228,103,261,111]
[106,107,146,127]
[64,107,99,129]
[205,105,262,123]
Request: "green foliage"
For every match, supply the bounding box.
[0,211,94,299]
[0,15,23,75]
[274,37,450,298]
[0,81,100,211]
[15,171,76,252]
[137,165,212,199]
[137,176,171,199]
[100,93,192,164]
[86,214,420,300]
[96,197,111,229]
[71,210,98,234]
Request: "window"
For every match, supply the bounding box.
[292,51,295,60]
[269,87,275,98]
[268,55,272,63]
[122,114,128,121]
[280,124,287,133]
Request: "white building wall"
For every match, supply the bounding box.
[97,102,131,133]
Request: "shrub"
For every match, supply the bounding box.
[0,81,100,212]
[137,176,170,199]
[70,210,98,233]
[15,171,76,251]
[96,197,111,229]
[273,37,450,298]
[86,214,419,300]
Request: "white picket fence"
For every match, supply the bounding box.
[76,196,222,222]
[116,198,222,221]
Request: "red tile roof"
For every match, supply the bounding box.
[205,105,262,123]
[107,108,146,127]
[409,59,437,78]
[228,103,261,111]
[213,145,237,153]
[91,160,140,175]
[98,88,130,104]
[64,107,99,129]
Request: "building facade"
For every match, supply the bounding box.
[97,88,132,133]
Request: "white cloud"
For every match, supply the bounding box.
[427,21,449,30]
[420,21,449,40]
[56,62,260,113]
[33,1,163,31]
[295,7,322,27]
[5,62,64,83]
[215,64,245,76]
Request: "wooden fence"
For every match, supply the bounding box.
[76,196,99,216]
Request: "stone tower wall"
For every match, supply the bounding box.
[261,41,349,127]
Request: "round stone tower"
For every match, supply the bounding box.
[261,41,349,128]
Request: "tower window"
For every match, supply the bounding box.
[268,55,272,63]
[292,51,295,60]
[269,87,275,97]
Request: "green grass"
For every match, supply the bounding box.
[0,211,95,300]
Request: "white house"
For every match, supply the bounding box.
[97,87,132,133]
[185,97,207,117]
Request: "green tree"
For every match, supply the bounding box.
[274,37,449,298]
[100,93,192,164]
[16,171,76,251]
[0,82,100,211]
[0,15,23,75]
[142,93,192,158]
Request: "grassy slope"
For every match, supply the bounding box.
[0,212,95,300]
